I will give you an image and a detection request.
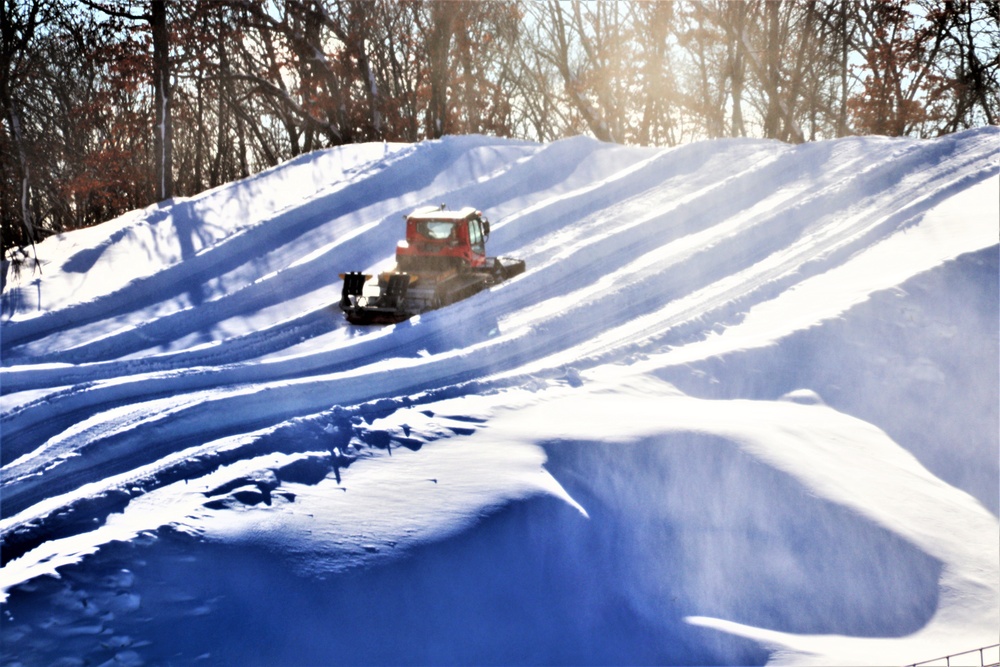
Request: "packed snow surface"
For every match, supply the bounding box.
[2,131,998,666]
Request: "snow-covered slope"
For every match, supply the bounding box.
[1,130,997,666]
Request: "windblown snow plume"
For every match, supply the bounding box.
[2,130,997,666]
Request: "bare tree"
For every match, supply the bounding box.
[1,0,53,256]
[634,1,678,145]
[422,1,455,139]
[5,0,999,263]
[77,0,173,199]
[929,0,999,132]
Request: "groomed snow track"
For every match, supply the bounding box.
[2,130,998,666]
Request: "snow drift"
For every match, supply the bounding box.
[1,129,998,666]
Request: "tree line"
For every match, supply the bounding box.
[2,0,998,262]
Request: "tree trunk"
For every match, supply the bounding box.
[1,0,37,252]
[764,0,781,138]
[838,0,850,137]
[728,1,747,138]
[151,0,172,200]
[426,2,455,139]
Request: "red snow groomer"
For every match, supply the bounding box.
[339,205,525,325]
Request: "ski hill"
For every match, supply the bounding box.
[1,129,998,666]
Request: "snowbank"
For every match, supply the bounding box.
[2,129,997,665]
